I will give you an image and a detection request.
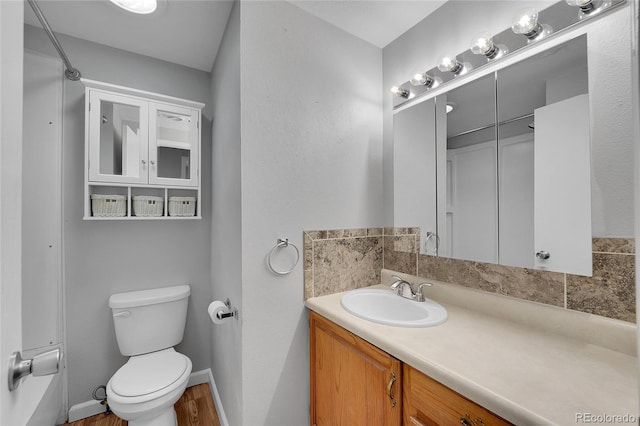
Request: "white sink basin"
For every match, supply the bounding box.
[341,288,448,327]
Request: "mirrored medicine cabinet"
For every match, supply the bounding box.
[394,33,596,276]
[84,80,204,220]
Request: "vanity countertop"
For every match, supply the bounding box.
[305,279,638,425]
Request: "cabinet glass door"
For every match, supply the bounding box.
[88,91,148,184]
[148,104,199,187]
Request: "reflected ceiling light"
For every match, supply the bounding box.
[390,86,410,98]
[565,0,611,17]
[446,102,456,114]
[470,32,507,60]
[109,0,158,14]
[511,8,553,42]
[437,55,470,76]
[409,71,440,89]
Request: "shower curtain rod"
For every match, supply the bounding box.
[27,0,81,81]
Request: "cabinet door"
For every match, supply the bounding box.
[310,312,402,426]
[534,94,592,276]
[88,91,149,184]
[148,103,199,187]
[403,365,511,426]
[393,99,438,255]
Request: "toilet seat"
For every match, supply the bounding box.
[108,348,191,404]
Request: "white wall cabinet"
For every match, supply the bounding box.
[83,79,204,220]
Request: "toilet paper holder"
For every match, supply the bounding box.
[217,298,238,320]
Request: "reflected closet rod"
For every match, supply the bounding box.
[27,0,81,81]
[450,112,534,139]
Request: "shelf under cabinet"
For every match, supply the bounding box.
[85,183,200,220]
[83,215,202,221]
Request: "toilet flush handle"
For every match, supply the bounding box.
[113,311,131,318]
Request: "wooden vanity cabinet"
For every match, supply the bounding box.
[310,312,512,426]
[309,312,402,426]
[403,363,511,426]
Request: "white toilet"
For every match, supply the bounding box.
[106,285,192,426]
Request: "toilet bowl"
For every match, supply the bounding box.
[106,285,191,426]
[107,348,192,426]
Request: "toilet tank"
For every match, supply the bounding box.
[109,285,190,356]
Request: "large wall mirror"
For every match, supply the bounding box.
[394,33,597,276]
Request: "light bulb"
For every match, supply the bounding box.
[471,32,494,55]
[110,0,157,14]
[566,0,610,16]
[566,0,593,6]
[437,56,462,74]
[511,8,552,41]
[511,8,539,35]
[410,72,436,88]
[390,86,409,98]
[410,72,427,86]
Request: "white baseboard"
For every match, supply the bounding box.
[67,369,227,425]
[190,369,229,426]
[67,399,105,423]
[187,368,228,426]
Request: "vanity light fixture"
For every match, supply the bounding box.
[470,32,507,60]
[511,8,553,42]
[565,0,611,17]
[409,71,440,89]
[437,55,470,76]
[390,86,410,98]
[109,0,158,14]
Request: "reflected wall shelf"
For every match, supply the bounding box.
[83,79,204,220]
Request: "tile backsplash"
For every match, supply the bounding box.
[304,229,383,299]
[304,228,636,323]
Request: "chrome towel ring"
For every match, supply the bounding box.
[267,238,300,275]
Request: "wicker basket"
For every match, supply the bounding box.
[132,195,164,217]
[91,194,126,217]
[168,196,196,217]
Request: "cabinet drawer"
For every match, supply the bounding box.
[403,365,512,426]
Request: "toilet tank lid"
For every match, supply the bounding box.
[109,285,190,309]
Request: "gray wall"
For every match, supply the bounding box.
[24,25,213,408]
[209,2,242,425]
[382,1,634,237]
[239,2,383,424]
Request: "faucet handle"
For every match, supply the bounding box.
[389,275,404,290]
[415,282,434,302]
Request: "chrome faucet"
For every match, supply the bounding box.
[390,275,434,302]
[390,275,414,299]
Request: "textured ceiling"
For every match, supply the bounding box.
[23,1,447,72]
[290,0,447,48]
[24,0,234,72]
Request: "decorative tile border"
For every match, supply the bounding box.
[304,229,635,323]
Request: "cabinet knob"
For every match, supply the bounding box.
[150,160,156,166]
[141,160,146,165]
